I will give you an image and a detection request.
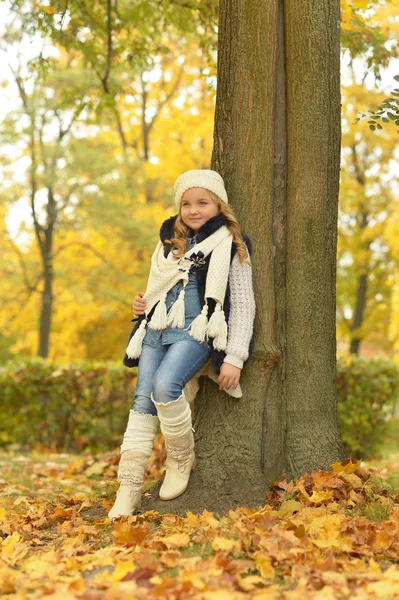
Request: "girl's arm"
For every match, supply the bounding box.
[223,245,256,369]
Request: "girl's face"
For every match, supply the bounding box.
[180,187,219,231]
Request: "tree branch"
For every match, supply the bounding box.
[98,0,113,94]
[10,66,45,256]
[145,62,185,141]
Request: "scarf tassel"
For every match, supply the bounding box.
[189,304,209,343]
[207,303,228,351]
[126,318,147,359]
[166,290,186,328]
[148,294,167,330]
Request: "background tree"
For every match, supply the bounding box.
[0,4,216,360]
[338,82,398,356]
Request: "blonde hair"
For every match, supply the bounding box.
[165,191,250,264]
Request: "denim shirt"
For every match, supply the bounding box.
[143,236,205,347]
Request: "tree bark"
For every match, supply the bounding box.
[37,187,55,358]
[38,253,53,358]
[349,268,368,356]
[145,0,345,515]
[349,146,370,356]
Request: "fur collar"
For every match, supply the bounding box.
[160,213,229,245]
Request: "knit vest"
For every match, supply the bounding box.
[122,213,255,374]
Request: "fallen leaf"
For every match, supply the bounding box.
[255,554,275,579]
[113,522,148,545]
[237,574,267,592]
[85,462,109,476]
[308,490,334,504]
[331,459,361,474]
[161,532,190,549]
[211,536,241,553]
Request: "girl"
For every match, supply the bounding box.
[109,169,255,518]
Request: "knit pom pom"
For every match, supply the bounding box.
[207,303,228,351]
[166,290,185,328]
[206,303,223,337]
[126,319,147,358]
[189,304,208,343]
[212,320,227,351]
[148,294,167,330]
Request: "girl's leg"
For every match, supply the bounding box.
[131,339,169,416]
[108,340,167,519]
[151,339,211,501]
[108,412,158,519]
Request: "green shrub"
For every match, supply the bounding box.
[337,356,399,459]
[0,358,136,451]
[2,356,398,457]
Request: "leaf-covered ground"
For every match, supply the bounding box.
[1,437,399,599]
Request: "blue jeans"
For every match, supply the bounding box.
[133,338,211,416]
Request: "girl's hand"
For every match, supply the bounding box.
[132,293,147,317]
[218,363,241,391]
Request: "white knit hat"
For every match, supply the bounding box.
[174,169,228,208]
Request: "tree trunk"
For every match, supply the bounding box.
[348,146,370,356]
[145,0,345,515]
[37,254,53,358]
[37,189,55,358]
[349,270,368,356]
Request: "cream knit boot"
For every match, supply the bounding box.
[152,394,195,501]
[108,411,158,519]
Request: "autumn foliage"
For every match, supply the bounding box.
[1,448,399,599]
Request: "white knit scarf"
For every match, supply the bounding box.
[126,226,233,359]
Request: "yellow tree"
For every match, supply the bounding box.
[0,40,215,361]
[338,0,399,356]
[338,82,399,356]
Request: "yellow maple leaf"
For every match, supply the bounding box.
[185,511,201,527]
[1,532,29,563]
[373,530,394,552]
[339,471,363,490]
[331,459,361,474]
[67,577,86,592]
[181,570,206,590]
[107,560,136,583]
[0,564,16,595]
[0,507,6,522]
[312,536,353,551]
[273,499,303,517]
[211,536,241,553]
[50,505,74,521]
[308,490,334,504]
[238,575,267,592]
[161,532,190,549]
[113,522,148,545]
[200,509,220,529]
[255,554,275,579]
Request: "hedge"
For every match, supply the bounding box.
[1,356,398,457]
[0,358,136,451]
[337,356,399,459]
